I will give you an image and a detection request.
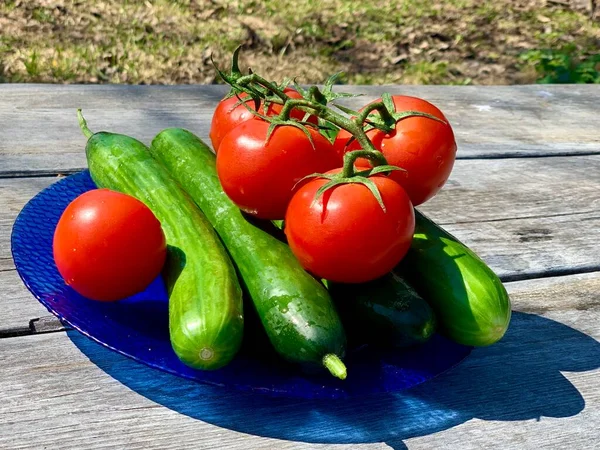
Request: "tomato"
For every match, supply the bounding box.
[53,189,167,302]
[209,88,316,152]
[284,168,415,283]
[334,95,457,206]
[217,118,341,220]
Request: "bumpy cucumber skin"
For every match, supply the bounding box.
[396,211,511,347]
[149,128,346,371]
[85,131,244,370]
[329,272,436,348]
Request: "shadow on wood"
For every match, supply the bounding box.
[67,311,600,448]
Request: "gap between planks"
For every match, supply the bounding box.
[0,316,70,339]
[0,169,83,180]
[4,151,600,180]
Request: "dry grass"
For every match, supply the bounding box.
[0,0,598,85]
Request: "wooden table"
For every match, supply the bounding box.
[1,84,599,450]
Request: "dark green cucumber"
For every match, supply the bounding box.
[395,210,511,347]
[149,128,347,379]
[328,272,436,348]
[78,111,243,370]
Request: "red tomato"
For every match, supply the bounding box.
[284,168,415,283]
[334,95,457,206]
[209,88,316,152]
[53,189,167,302]
[217,119,340,220]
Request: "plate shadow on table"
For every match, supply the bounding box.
[68,310,600,450]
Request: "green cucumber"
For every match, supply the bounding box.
[328,272,436,348]
[395,210,511,346]
[149,128,347,379]
[78,111,244,370]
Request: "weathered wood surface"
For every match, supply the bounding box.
[1,84,600,450]
[1,273,599,450]
[0,270,54,334]
[0,176,59,271]
[1,85,599,177]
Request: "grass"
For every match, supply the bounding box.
[521,45,600,83]
[0,0,598,85]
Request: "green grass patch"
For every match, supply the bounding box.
[0,0,598,85]
[521,45,600,84]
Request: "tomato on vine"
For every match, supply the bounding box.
[334,95,457,206]
[217,118,340,220]
[210,88,316,152]
[285,150,415,283]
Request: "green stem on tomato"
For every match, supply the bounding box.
[278,99,380,153]
[229,66,388,154]
[307,85,328,105]
[236,73,289,102]
[341,150,389,178]
[357,101,396,129]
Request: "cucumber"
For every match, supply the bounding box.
[150,128,347,379]
[328,272,436,348]
[77,111,244,370]
[395,210,511,346]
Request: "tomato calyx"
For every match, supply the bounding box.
[230,97,320,149]
[265,116,318,149]
[299,149,403,213]
[370,93,447,130]
[340,93,449,150]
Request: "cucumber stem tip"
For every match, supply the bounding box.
[77,108,94,139]
[323,353,347,380]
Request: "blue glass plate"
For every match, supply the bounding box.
[11,170,472,399]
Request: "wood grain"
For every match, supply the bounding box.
[2,84,600,450]
[421,155,600,224]
[1,84,599,176]
[0,270,54,333]
[440,212,600,282]
[418,155,600,281]
[0,176,57,271]
[0,273,598,450]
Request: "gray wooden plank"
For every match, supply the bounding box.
[420,155,600,224]
[0,272,598,450]
[0,85,225,176]
[0,316,67,338]
[0,176,68,332]
[0,85,598,176]
[345,85,600,158]
[441,212,600,282]
[2,154,600,329]
[419,155,600,281]
[0,176,58,271]
[0,269,54,332]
